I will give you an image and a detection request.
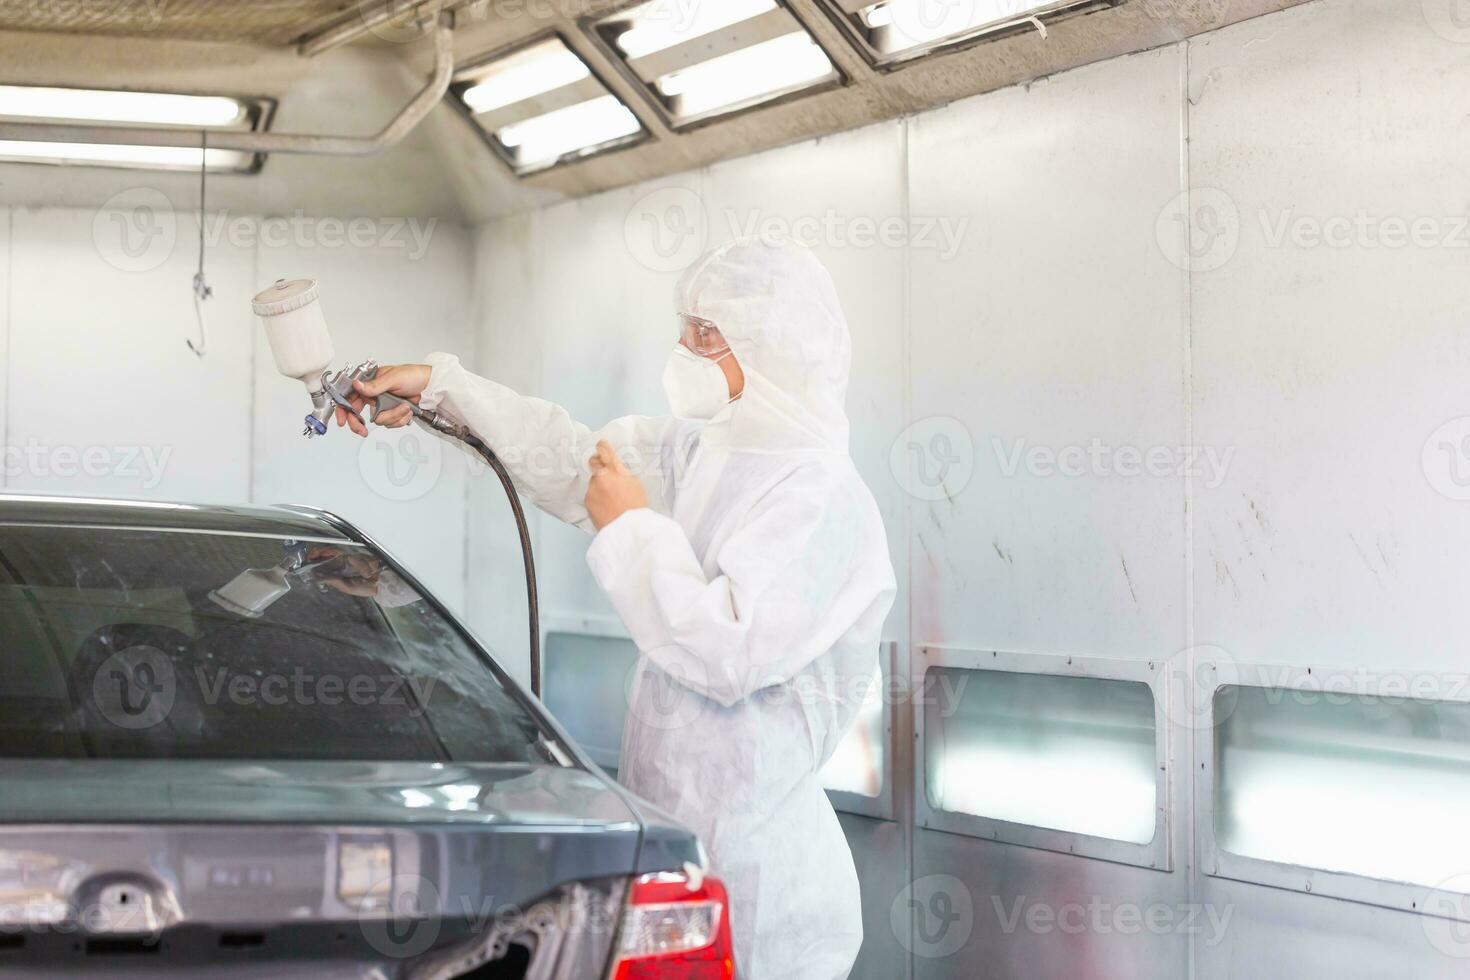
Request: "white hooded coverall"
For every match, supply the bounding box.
[417,240,897,980]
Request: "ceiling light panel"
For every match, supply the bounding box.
[818,0,1122,68]
[0,85,272,173]
[450,35,646,176]
[586,0,842,130]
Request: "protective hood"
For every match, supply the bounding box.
[674,239,852,454]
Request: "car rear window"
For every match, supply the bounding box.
[0,523,551,764]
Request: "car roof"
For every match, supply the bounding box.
[0,494,357,541]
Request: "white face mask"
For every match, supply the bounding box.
[662,345,732,420]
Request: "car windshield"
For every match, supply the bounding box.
[0,522,552,764]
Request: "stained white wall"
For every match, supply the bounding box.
[1189,0,1470,976]
[0,203,474,607]
[466,0,1470,976]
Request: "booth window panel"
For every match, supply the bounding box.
[541,632,639,775]
[819,665,885,798]
[925,667,1158,844]
[1215,685,1470,889]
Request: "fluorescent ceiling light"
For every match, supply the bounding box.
[868,0,1055,47]
[460,39,590,115]
[0,141,253,172]
[0,85,268,173]
[835,0,1106,65]
[656,32,834,118]
[0,85,244,127]
[496,95,640,170]
[450,36,647,175]
[587,1,842,129]
[612,0,777,57]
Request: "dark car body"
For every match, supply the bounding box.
[0,496,701,979]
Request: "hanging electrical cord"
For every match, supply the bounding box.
[187,128,212,357]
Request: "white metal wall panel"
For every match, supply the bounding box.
[905,45,1189,661]
[905,45,1191,980]
[6,205,254,504]
[1189,0,1470,674]
[1188,0,1470,974]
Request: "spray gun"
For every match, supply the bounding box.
[250,279,542,696]
[250,279,465,440]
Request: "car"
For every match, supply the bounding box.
[0,495,735,979]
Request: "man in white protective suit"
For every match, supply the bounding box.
[338,239,896,980]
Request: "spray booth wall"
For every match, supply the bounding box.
[0,207,476,609]
[465,0,1470,977]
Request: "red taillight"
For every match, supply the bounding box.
[611,871,736,980]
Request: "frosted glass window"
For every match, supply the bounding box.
[541,632,638,772]
[820,666,885,797]
[1215,685,1470,888]
[925,667,1158,843]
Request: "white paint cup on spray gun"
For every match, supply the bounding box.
[252,278,337,436]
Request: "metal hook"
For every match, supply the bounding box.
[187,128,211,358]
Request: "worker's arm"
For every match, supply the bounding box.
[584,464,880,708]
[345,355,692,531]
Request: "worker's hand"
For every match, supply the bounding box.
[335,363,431,437]
[586,440,648,531]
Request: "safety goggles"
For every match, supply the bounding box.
[677,313,730,357]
